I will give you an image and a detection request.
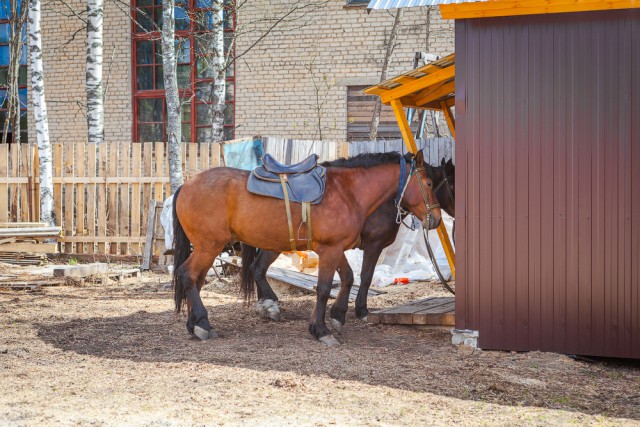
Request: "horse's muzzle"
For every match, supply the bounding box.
[425,215,441,230]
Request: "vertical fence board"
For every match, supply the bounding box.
[130,143,142,254]
[20,146,30,222]
[75,142,86,253]
[211,143,220,167]
[96,145,107,254]
[154,142,164,201]
[108,144,118,255]
[200,143,210,172]
[9,144,19,221]
[86,144,97,254]
[63,142,74,253]
[53,144,62,227]
[0,144,7,222]
[142,142,153,243]
[188,143,198,180]
[119,143,131,254]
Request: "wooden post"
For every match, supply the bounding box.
[441,101,456,139]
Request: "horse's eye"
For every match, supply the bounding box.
[427,181,433,188]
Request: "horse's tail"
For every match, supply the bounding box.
[240,243,257,304]
[172,186,190,313]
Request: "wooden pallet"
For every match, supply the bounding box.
[367,296,455,326]
[108,268,141,282]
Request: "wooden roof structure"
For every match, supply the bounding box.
[440,0,640,19]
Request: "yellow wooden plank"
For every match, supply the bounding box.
[414,81,455,107]
[440,0,640,19]
[441,101,456,139]
[437,222,456,280]
[380,66,456,104]
[390,99,418,153]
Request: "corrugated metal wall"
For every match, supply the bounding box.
[455,10,640,358]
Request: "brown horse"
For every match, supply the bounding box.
[172,150,442,345]
[241,158,455,329]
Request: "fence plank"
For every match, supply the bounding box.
[200,143,209,172]
[154,142,164,201]
[142,142,153,243]
[0,144,7,222]
[75,142,86,253]
[96,144,107,254]
[130,143,142,254]
[119,143,131,254]
[211,143,220,167]
[188,143,198,180]
[21,146,30,222]
[53,143,62,227]
[86,144,97,254]
[9,144,19,221]
[108,143,118,255]
[63,142,74,253]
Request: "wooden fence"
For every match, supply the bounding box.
[0,142,221,255]
[0,137,453,256]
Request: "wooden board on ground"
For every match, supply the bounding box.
[0,252,47,266]
[0,242,57,253]
[216,256,385,301]
[367,297,455,327]
[0,279,65,290]
[53,263,109,278]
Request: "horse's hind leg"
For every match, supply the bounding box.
[328,254,354,334]
[252,250,282,321]
[355,242,385,321]
[178,248,219,340]
[310,246,343,346]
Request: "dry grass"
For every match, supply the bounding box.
[0,265,638,426]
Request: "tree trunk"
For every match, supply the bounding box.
[209,0,226,142]
[28,0,54,225]
[162,0,183,193]
[370,8,403,141]
[2,0,27,144]
[86,0,104,144]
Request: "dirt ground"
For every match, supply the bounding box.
[1,262,639,426]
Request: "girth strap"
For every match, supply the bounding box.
[280,175,314,251]
[279,175,296,251]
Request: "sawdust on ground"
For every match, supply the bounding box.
[0,263,639,426]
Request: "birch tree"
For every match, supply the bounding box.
[208,1,225,142]
[28,0,54,225]
[86,0,104,144]
[370,8,403,140]
[162,0,183,193]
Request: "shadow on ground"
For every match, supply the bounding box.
[36,299,640,421]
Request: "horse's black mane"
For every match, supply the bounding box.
[321,151,414,169]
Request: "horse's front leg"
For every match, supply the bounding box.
[309,246,343,346]
[328,254,354,334]
[355,242,386,321]
[252,249,282,321]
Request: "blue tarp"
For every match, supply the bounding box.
[222,137,264,170]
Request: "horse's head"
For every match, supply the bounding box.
[402,150,442,230]
[432,157,455,217]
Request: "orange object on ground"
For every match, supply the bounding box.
[394,277,409,284]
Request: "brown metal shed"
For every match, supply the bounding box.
[446,5,640,358]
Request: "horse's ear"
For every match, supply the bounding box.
[441,157,446,166]
[415,150,425,166]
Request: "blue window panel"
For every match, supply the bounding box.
[0,46,9,66]
[19,88,27,109]
[20,44,27,65]
[176,38,190,64]
[0,89,7,108]
[20,24,26,42]
[0,0,8,20]
[196,0,213,8]
[0,24,10,43]
[175,6,190,31]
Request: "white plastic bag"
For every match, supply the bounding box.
[160,195,174,251]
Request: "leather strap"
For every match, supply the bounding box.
[303,202,312,250]
[279,175,296,251]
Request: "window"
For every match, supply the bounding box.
[0,0,27,143]
[132,0,235,142]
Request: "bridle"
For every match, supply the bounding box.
[433,166,455,211]
[394,156,440,226]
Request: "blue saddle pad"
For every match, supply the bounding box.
[247,165,326,204]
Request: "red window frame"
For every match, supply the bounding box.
[0,13,28,144]
[131,0,236,143]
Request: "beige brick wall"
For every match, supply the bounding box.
[29,0,132,143]
[234,2,454,141]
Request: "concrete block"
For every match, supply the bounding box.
[53,263,109,278]
[451,329,479,348]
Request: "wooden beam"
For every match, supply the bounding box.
[440,0,640,19]
[390,99,418,153]
[441,101,456,139]
[1,242,58,253]
[380,66,455,104]
[437,222,456,280]
[414,81,456,107]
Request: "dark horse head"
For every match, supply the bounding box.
[431,157,455,218]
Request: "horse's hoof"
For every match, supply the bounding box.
[257,299,281,321]
[194,325,211,341]
[360,315,368,323]
[329,317,343,334]
[319,335,340,347]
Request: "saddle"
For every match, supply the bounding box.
[247,154,327,250]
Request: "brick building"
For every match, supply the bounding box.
[24,0,454,143]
